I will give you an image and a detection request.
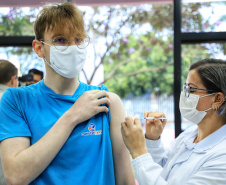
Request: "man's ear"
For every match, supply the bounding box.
[212,92,226,110]
[9,75,18,87]
[33,40,44,58]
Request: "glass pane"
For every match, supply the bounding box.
[0,46,44,75]
[182,1,226,32]
[0,7,40,36]
[181,43,226,130]
[88,4,175,146]
[121,93,175,147]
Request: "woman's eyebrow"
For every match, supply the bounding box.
[187,83,198,88]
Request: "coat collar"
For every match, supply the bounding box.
[184,124,226,153]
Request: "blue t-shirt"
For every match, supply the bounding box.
[0,81,115,185]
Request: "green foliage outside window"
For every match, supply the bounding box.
[0,3,225,97]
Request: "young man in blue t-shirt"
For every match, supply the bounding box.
[0,3,135,185]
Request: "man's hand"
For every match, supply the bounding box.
[121,117,148,159]
[67,90,110,125]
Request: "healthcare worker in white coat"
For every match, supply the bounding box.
[121,58,226,185]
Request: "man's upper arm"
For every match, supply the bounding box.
[0,137,30,180]
[0,89,32,180]
[109,92,135,185]
[0,89,31,141]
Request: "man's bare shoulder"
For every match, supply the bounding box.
[108,92,125,126]
[108,92,121,103]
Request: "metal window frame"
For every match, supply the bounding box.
[173,0,226,137]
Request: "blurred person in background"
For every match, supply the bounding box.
[122,58,226,185]
[0,59,18,185]
[0,59,18,98]
[18,68,44,86]
[26,68,44,85]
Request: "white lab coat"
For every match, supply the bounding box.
[132,124,226,185]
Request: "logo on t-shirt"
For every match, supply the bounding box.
[81,123,102,136]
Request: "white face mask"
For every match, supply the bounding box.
[44,45,87,78]
[179,91,215,124]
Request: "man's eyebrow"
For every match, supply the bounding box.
[51,32,64,39]
[51,34,60,39]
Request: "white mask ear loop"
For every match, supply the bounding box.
[200,92,216,98]
[200,93,216,112]
[204,107,212,112]
[43,57,51,66]
[41,41,52,66]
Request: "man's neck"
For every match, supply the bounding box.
[0,84,10,95]
[5,81,13,87]
[44,74,80,95]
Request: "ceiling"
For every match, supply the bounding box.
[1,0,225,7]
[0,0,171,7]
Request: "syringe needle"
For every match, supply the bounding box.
[139,117,167,120]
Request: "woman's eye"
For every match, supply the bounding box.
[189,87,196,93]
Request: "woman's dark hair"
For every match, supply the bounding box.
[190,58,226,117]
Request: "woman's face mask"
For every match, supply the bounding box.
[179,91,215,124]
